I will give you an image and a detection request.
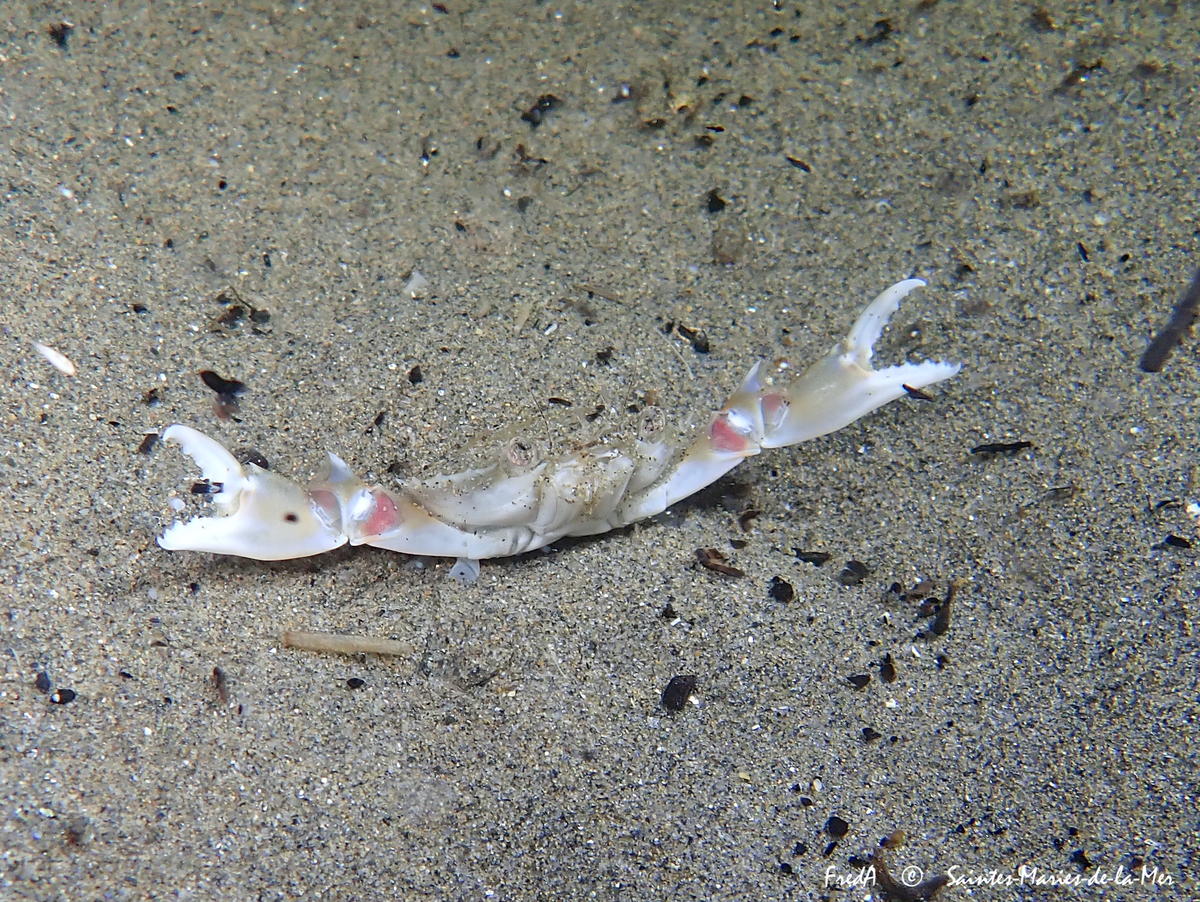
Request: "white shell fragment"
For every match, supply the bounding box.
[403,270,430,298]
[32,342,77,376]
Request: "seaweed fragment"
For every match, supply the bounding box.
[869,831,948,901]
[696,547,744,577]
[199,369,246,419]
[1140,268,1200,373]
[970,440,1032,456]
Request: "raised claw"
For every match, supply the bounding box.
[618,279,960,524]
[843,278,926,365]
[758,278,960,448]
[158,425,348,560]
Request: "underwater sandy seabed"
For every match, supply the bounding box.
[1,1,1197,899]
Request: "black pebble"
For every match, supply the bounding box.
[47,22,72,48]
[825,815,849,838]
[346,678,366,690]
[794,549,831,567]
[768,576,794,603]
[661,675,697,711]
[34,672,51,693]
[879,653,897,683]
[520,94,560,126]
[837,560,869,586]
[235,448,270,469]
[1159,534,1192,549]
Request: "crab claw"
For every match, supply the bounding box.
[759,279,961,448]
[157,424,348,560]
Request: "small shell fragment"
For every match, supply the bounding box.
[33,342,76,376]
[403,270,430,298]
[282,630,414,657]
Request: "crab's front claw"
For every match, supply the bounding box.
[157,424,348,561]
[760,279,961,448]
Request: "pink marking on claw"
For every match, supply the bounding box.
[363,491,402,537]
[309,489,340,524]
[709,412,751,454]
[761,392,788,429]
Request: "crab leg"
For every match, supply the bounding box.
[156,279,959,564]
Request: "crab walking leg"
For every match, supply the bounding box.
[615,280,960,524]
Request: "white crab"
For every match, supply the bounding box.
[157,279,959,568]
